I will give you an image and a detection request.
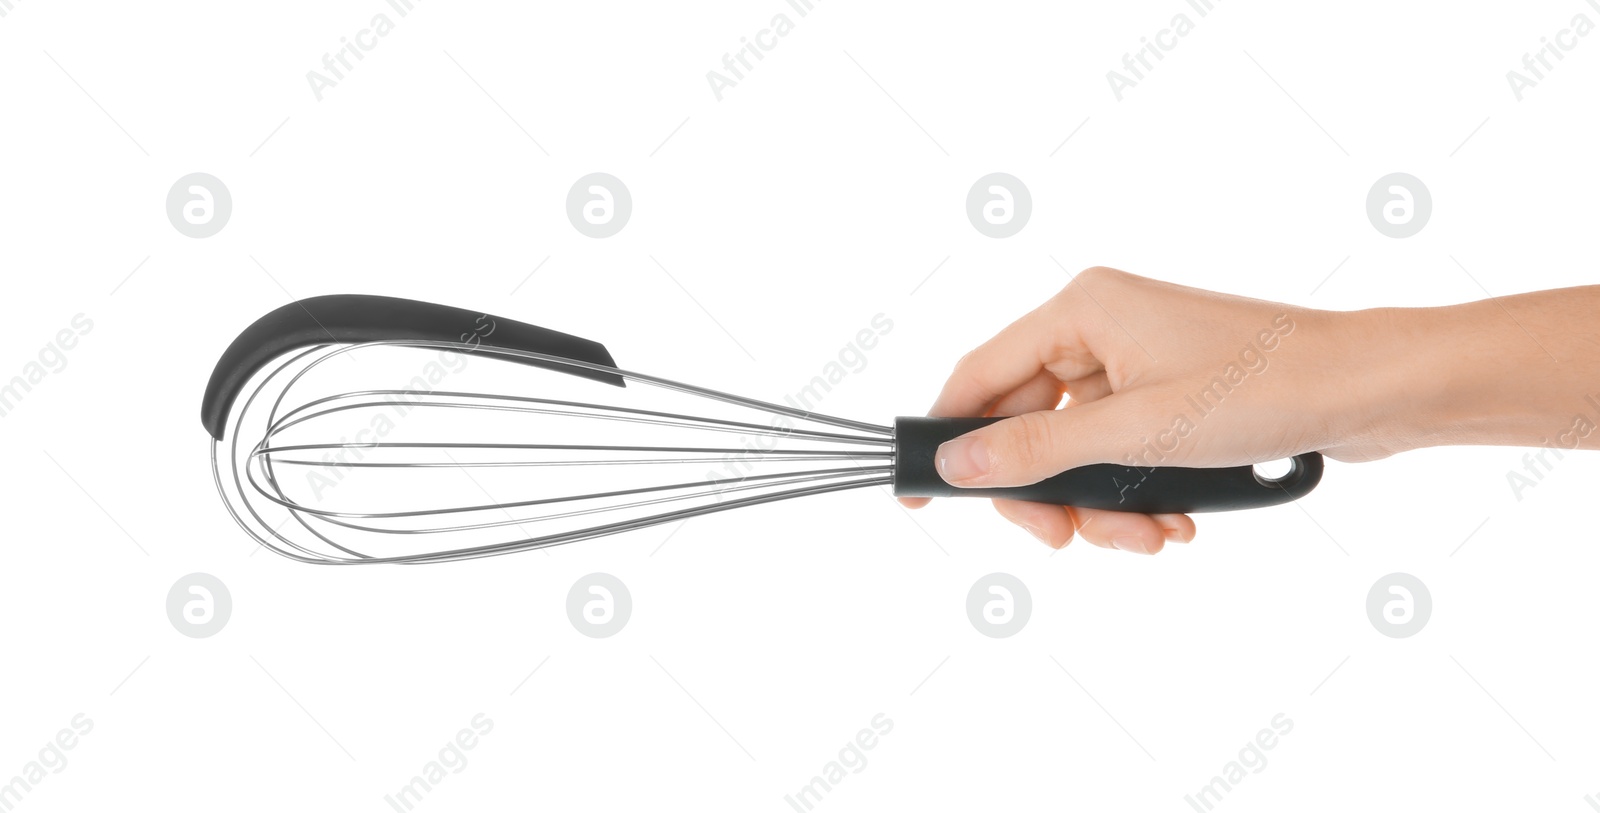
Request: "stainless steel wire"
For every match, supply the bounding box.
[211,340,896,564]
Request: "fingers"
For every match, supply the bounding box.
[992,500,1196,554]
[914,370,1121,502]
[1072,508,1194,554]
[900,370,1062,510]
[1063,371,1113,405]
[990,370,1067,417]
[992,499,1076,548]
[934,397,1146,488]
[927,304,1103,420]
[1151,513,1197,542]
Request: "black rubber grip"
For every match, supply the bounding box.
[201,294,623,440]
[892,416,1322,513]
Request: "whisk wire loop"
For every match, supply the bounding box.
[213,340,896,564]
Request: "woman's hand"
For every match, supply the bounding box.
[899,267,1508,554]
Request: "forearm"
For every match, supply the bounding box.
[1355,286,1600,453]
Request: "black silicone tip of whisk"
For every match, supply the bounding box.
[201,294,623,441]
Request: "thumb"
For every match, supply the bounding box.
[934,398,1151,488]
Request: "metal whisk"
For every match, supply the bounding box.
[203,295,1322,564]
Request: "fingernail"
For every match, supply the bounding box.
[1112,535,1151,554]
[936,436,989,484]
[1153,514,1189,542]
[1021,523,1049,545]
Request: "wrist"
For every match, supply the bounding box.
[1344,302,1551,452]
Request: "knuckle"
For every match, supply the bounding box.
[1005,411,1060,475]
[950,350,975,378]
[1069,266,1132,298]
[1077,265,1124,286]
[991,499,1023,524]
[1054,267,1118,308]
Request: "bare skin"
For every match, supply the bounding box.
[900,267,1600,554]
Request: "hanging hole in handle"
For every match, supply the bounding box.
[1252,457,1297,487]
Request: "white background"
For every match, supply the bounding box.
[3,0,1599,810]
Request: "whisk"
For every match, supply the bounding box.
[202,295,1322,564]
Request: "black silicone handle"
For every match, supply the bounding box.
[892,417,1322,513]
[201,294,623,441]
